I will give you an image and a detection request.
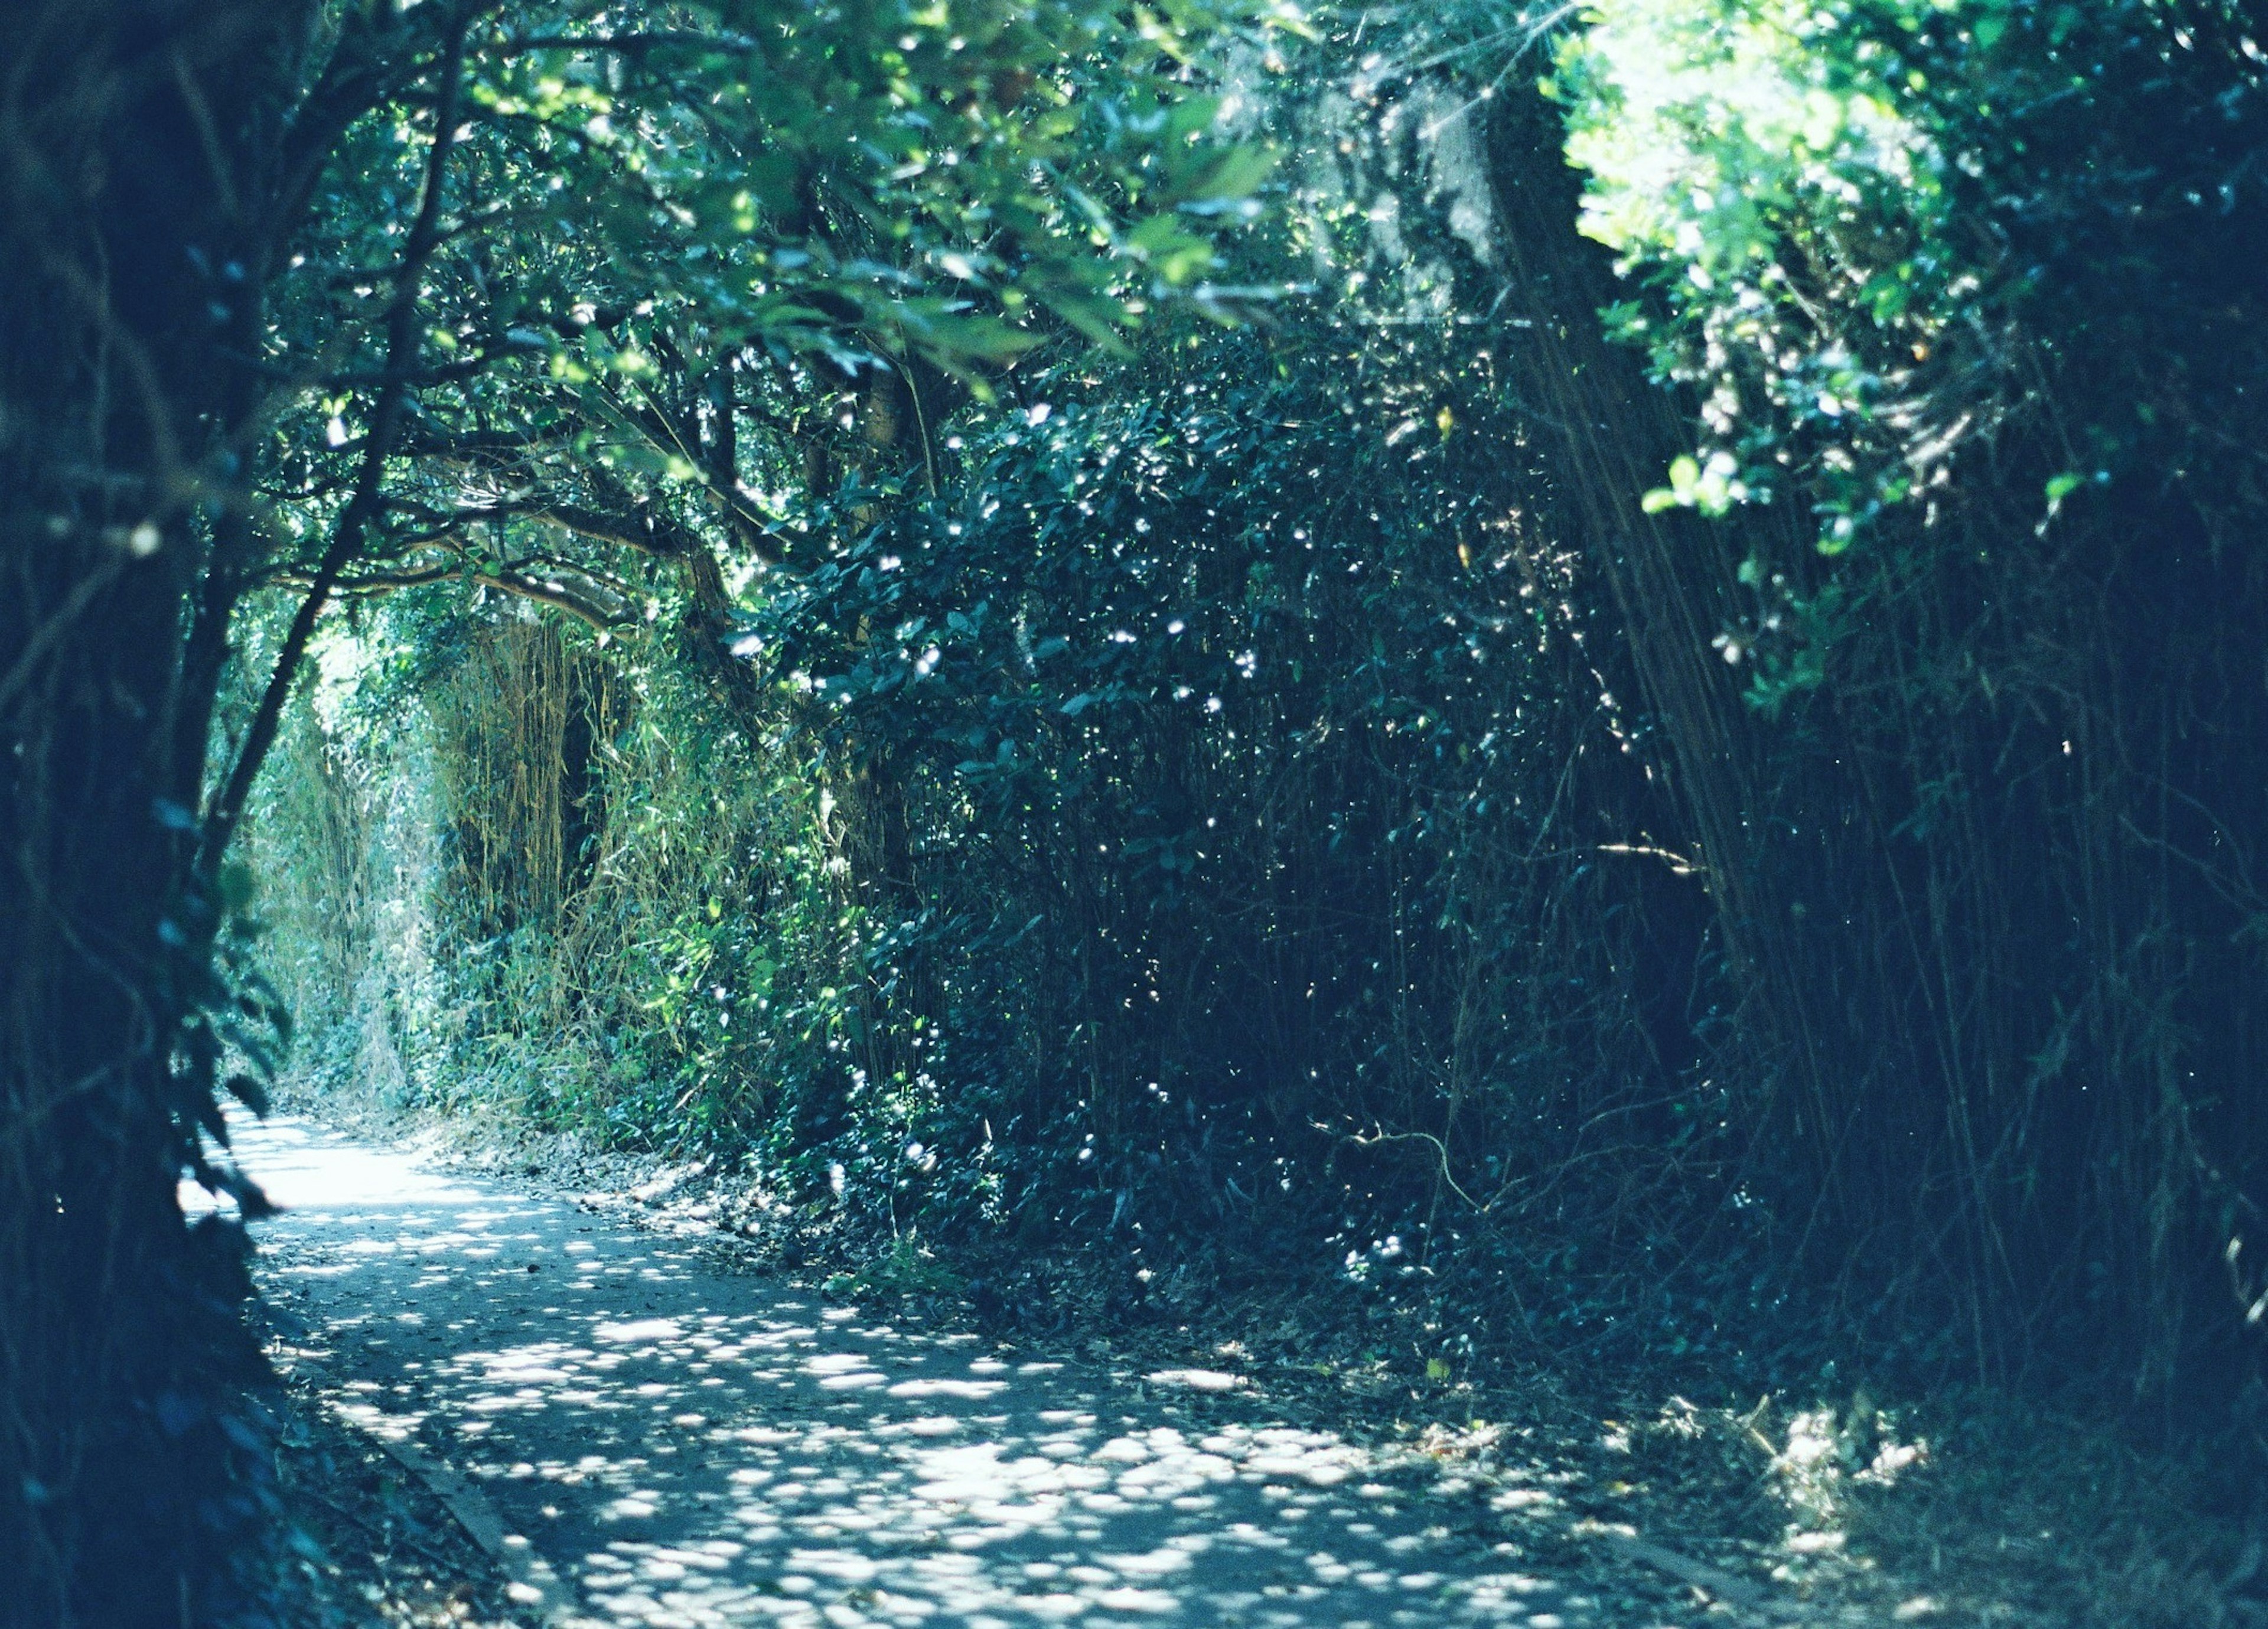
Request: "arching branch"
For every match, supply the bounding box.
[274,559,634,631]
[200,12,472,871]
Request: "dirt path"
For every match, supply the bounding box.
[239,1116,1616,1629]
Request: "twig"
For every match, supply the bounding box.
[296,1483,465,1576]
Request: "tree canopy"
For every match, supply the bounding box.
[5,1,2267,1622]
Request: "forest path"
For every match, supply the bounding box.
[238,1115,1610,1629]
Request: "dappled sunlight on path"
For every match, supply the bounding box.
[240,1118,1602,1628]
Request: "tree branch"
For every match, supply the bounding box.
[273,559,633,631]
[201,12,472,869]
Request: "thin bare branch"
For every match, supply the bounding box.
[201,11,475,868]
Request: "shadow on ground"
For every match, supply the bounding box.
[233,1118,1638,1629]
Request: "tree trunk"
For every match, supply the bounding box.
[0,4,316,1620]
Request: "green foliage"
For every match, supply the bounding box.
[1566,0,2268,681]
[242,0,2268,1432]
[263,0,1296,594]
[1559,0,2268,1393]
[253,16,1717,1359]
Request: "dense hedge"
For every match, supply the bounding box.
[253,1,2268,1422]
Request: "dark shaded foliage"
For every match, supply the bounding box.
[239,9,2268,1589]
